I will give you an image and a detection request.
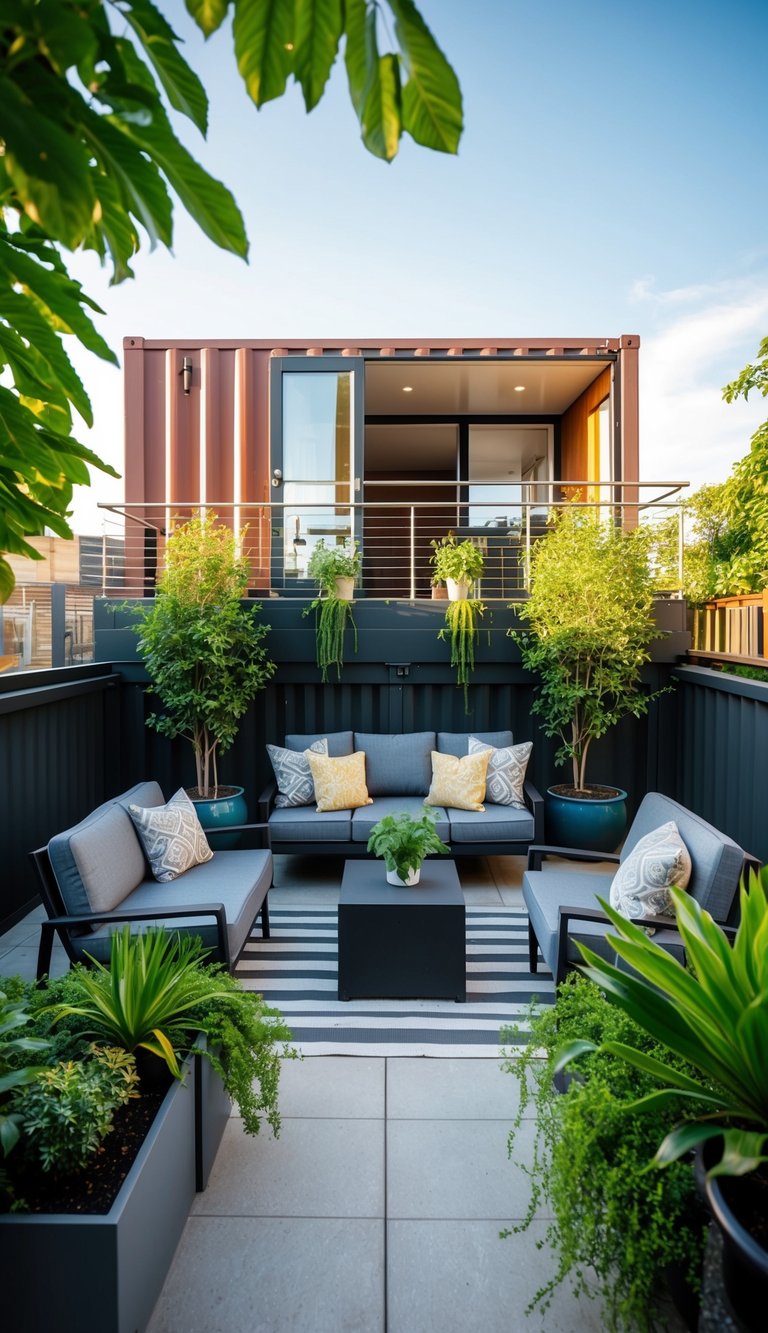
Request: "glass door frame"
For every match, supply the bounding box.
[269,356,365,593]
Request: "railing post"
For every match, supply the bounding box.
[51,583,66,667]
[677,504,684,596]
[410,507,416,600]
[524,504,532,591]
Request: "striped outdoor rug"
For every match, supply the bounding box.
[235,907,555,1057]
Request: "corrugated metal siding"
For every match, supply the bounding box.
[675,666,768,862]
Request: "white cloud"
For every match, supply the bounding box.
[638,279,768,492]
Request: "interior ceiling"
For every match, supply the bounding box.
[364,358,607,416]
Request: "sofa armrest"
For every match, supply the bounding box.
[527,844,621,872]
[523,779,545,842]
[36,903,230,981]
[257,782,278,821]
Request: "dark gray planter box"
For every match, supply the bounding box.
[0,1038,229,1333]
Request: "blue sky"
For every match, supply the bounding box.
[68,0,768,529]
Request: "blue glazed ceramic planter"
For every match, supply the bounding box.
[190,785,247,849]
[545,785,628,853]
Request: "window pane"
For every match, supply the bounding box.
[282,372,352,578]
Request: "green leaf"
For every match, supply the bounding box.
[344,0,375,119]
[361,54,402,162]
[185,0,231,37]
[122,0,210,134]
[0,76,95,245]
[78,103,174,252]
[234,0,294,107]
[552,1038,598,1072]
[388,0,463,154]
[293,0,343,111]
[0,233,117,366]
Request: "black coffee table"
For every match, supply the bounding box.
[337,859,466,1001]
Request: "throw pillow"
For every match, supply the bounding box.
[307,751,373,813]
[127,788,213,882]
[424,750,490,812]
[267,737,329,808]
[468,736,532,808]
[609,820,692,921]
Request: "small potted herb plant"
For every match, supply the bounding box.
[430,532,484,600]
[366,809,449,886]
[304,538,361,681]
[430,533,487,709]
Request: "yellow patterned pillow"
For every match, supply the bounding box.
[307,750,373,812]
[425,750,489,812]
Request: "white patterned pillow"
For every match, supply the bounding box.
[267,738,329,808]
[127,788,213,882]
[609,820,692,921]
[468,736,532,808]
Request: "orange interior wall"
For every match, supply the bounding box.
[560,367,612,489]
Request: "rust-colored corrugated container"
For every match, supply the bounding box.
[121,336,641,596]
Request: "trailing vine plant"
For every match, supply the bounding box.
[304,595,358,683]
[438,598,486,711]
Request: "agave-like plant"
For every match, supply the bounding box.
[555,867,768,1178]
[46,928,235,1078]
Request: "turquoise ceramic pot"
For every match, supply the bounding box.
[189,786,247,850]
[545,785,628,854]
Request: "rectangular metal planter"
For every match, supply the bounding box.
[0,1037,229,1333]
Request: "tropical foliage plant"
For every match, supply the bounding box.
[438,598,487,711]
[131,513,274,798]
[0,1,462,598]
[307,538,362,593]
[502,976,708,1332]
[561,868,768,1179]
[0,988,51,1158]
[510,507,661,792]
[366,809,449,881]
[42,926,294,1137]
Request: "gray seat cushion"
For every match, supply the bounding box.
[48,781,167,922]
[522,868,639,976]
[77,849,272,964]
[437,730,514,758]
[353,732,435,796]
[447,804,534,843]
[619,792,744,920]
[269,806,352,842]
[351,797,449,843]
[284,731,354,757]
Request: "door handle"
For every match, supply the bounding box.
[271,468,283,488]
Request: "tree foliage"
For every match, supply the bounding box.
[0,1,462,599]
[511,508,660,791]
[131,514,275,796]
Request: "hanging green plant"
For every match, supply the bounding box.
[438,598,486,710]
[303,594,358,683]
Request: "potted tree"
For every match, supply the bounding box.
[304,538,361,681]
[510,506,662,851]
[0,928,293,1333]
[558,871,768,1332]
[131,513,275,838]
[366,809,449,885]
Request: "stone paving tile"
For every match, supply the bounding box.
[278,1055,385,1119]
[386,1055,536,1120]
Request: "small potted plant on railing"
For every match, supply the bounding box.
[304,538,361,681]
[430,532,484,600]
[430,533,487,709]
[366,809,449,886]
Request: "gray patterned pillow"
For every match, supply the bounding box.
[468,736,532,808]
[127,788,213,882]
[610,820,692,920]
[267,737,329,808]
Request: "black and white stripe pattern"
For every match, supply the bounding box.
[236,908,554,1056]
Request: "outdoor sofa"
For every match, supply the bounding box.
[31,781,272,981]
[259,729,544,857]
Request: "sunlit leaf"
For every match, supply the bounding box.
[389,0,462,153]
[293,0,343,111]
[123,0,210,134]
[234,0,294,107]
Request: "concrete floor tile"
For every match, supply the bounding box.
[0,944,69,982]
[192,1116,384,1219]
[498,886,525,908]
[0,917,42,948]
[487,854,525,890]
[387,1056,537,1120]
[278,1055,385,1118]
[461,885,504,905]
[269,885,341,905]
[387,1118,542,1221]
[147,1216,384,1333]
[387,1219,608,1333]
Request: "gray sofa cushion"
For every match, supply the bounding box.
[354,731,435,796]
[351,797,449,843]
[268,806,352,842]
[437,730,514,758]
[48,781,166,921]
[522,867,644,977]
[619,792,744,920]
[284,731,354,757]
[80,849,272,964]
[447,804,535,844]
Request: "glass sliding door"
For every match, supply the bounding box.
[270,358,364,591]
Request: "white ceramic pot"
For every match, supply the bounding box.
[386,866,421,887]
[334,575,355,600]
[446,578,470,601]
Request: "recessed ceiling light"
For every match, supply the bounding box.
[514,385,525,392]
[402,385,413,393]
